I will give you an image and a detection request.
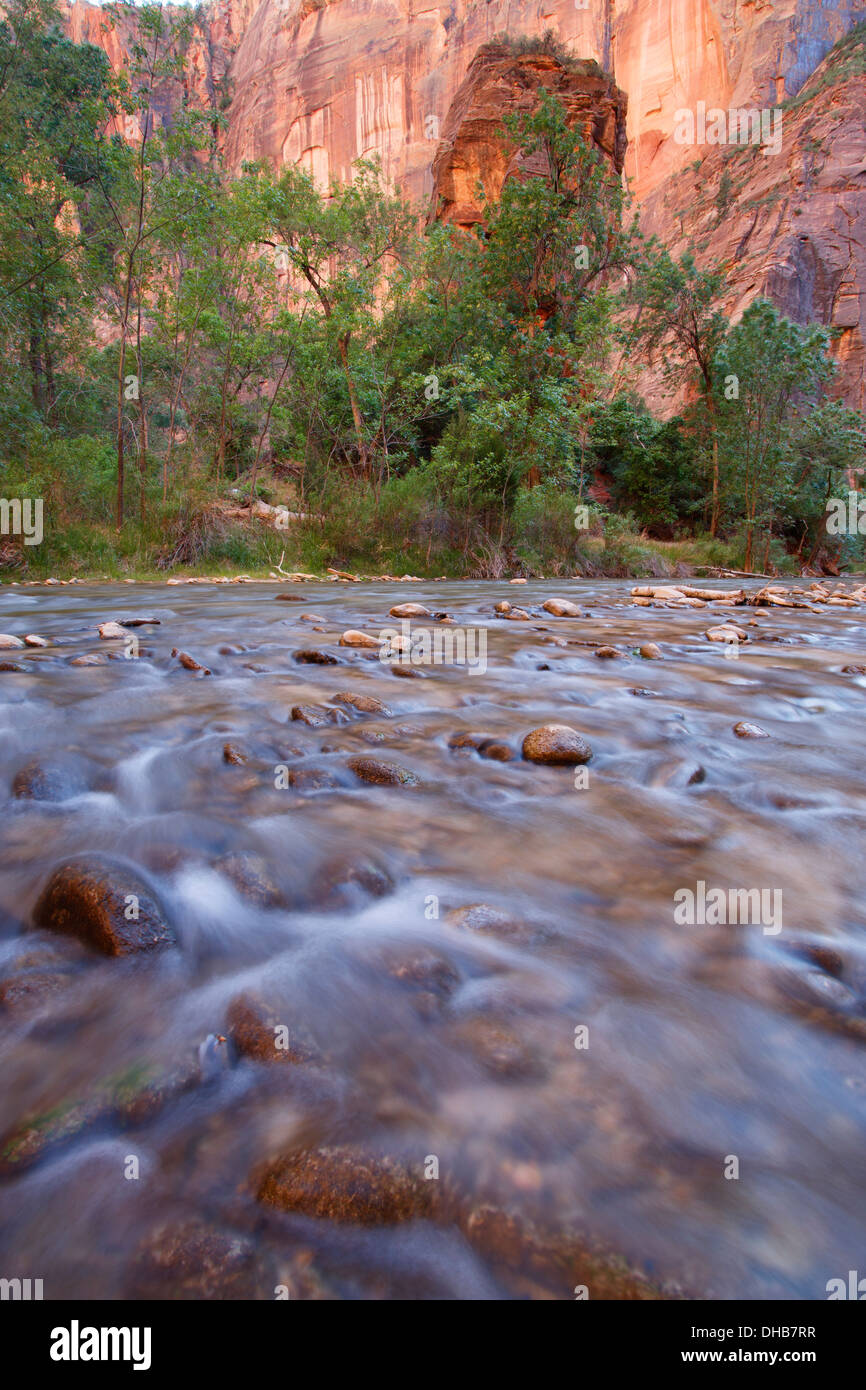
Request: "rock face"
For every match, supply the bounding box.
[61,0,866,404]
[639,33,866,412]
[429,45,627,230]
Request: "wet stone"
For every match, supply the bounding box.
[347,756,420,786]
[257,1145,432,1225]
[522,725,592,766]
[31,856,176,957]
[227,990,319,1064]
[293,650,339,665]
[330,691,392,716]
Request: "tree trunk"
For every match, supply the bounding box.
[338,333,366,473]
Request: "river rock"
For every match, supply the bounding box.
[594,645,621,659]
[389,603,430,618]
[506,608,530,621]
[0,662,25,672]
[23,635,49,647]
[227,990,318,1064]
[171,648,211,674]
[379,943,460,999]
[127,1221,269,1301]
[639,643,663,660]
[316,853,394,904]
[31,856,176,956]
[542,599,581,617]
[293,649,339,665]
[286,765,344,792]
[522,725,592,765]
[330,691,392,716]
[449,1017,542,1079]
[12,760,84,801]
[98,622,127,639]
[69,653,108,666]
[291,704,349,728]
[478,739,514,762]
[706,624,748,643]
[339,629,381,648]
[446,903,533,942]
[222,742,248,765]
[257,1145,432,1225]
[733,721,770,738]
[347,756,420,786]
[220,852,284,909]
[494,601,511,614]
[0,634,24,649]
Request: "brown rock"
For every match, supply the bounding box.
[257,1146,431,1225]
[171,648,211,674]
[128,1221,268,1300]
[227,990,318,1064]
[542,598,581,617]
[339,629,381,648]
[522,725,592,765]
[291,703,349,727]
[293,649,339,665]
[733,721,770,739]
[347,756,420,786]
[31,857,175,956]
[330,690,392,716]
[220,852,284,909]
[389,602,431,618]
[639,643,663,660]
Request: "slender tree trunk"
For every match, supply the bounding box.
[116,248,136,530]
[338,332,366,473]
[136,292,148,524]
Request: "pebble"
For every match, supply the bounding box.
[733,721,770,739]
[639,643,662,660]
[339,630,381,648]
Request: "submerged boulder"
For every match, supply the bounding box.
[31,856,175,957]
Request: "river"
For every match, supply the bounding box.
[0,578,863,1299]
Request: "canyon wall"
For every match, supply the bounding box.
[61,0,866,405]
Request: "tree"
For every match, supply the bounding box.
[629,250,728,534]
[712,299,836,571]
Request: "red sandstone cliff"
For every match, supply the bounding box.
[58,0,866,407]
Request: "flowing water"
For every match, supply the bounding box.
[0,579,864,1300]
